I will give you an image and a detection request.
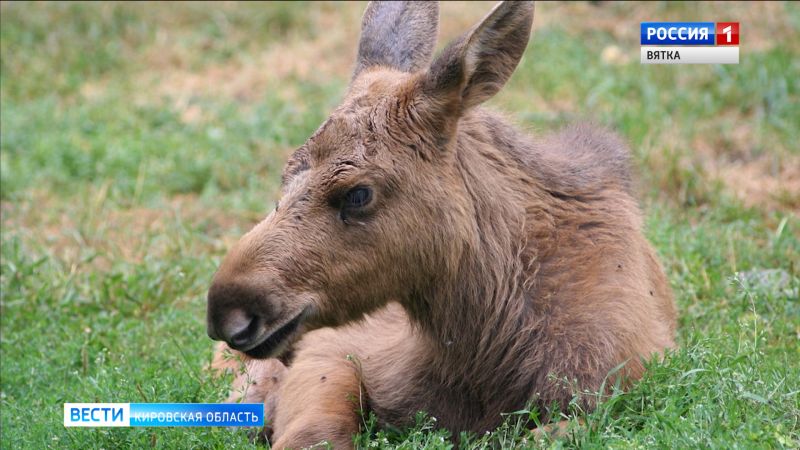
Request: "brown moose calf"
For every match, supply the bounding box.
[206,1,677,448]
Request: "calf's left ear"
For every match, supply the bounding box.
[423,1,534,112]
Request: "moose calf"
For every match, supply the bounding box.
[207,1,677,448]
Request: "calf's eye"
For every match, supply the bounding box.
[344,186,372,209]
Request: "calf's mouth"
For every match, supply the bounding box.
[240,308,308,359]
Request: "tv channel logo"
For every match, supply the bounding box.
[64,403,130,427]
[640,22,740,64]
[64,403,265,427]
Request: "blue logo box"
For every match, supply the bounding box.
[641,22,715,45]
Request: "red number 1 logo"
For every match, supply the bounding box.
[716,22,740,46]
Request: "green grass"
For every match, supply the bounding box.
[1,1,798,448]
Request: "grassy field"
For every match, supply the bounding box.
[1,1,798,448]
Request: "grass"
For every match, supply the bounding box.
[1,1,798,448]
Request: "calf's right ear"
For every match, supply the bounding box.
[353,1,440,78]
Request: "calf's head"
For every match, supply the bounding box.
[207,1,534,358]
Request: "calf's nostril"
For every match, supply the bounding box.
[215,308,256,346]
[229,315,262,348]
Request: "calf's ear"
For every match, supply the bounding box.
[353,1,440,77]
[423,1,534,112]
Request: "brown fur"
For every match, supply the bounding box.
[207,2,676,448]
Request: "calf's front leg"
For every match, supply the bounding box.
[270,340,364,450]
